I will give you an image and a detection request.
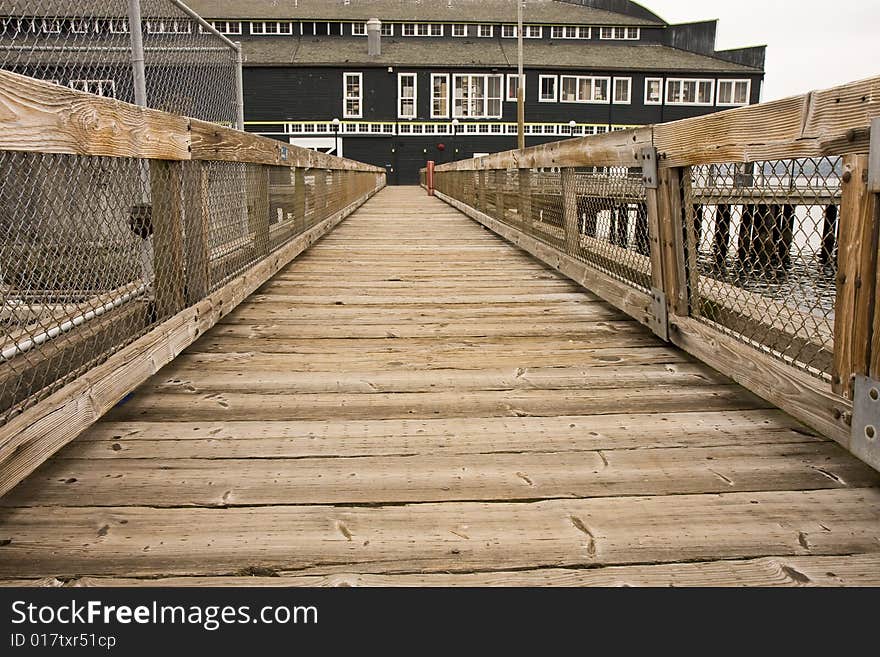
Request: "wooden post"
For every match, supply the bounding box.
[657,166,689,318]
[181,160,210,304]
[248,164,270,257]
[713,204,732,269]
[776,204,796,267]
[644,185,666,295]
[561,167,579,257]
[834,155,880,398]
[150,160,186,319]
[820,204,838,265]
[519,168,532,228]
[494,170,505,221]
[293,167,306,235]
[738,204,755,268]
[752,203,775,267]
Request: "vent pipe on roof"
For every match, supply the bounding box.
[367,18,381,57]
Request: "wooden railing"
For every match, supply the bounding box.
[430,74,880,471]
[0,70,386,496]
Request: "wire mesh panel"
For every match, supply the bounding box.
[683,158,842,379]
[0,0,239,124]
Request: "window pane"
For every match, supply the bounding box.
[594,79,609,102]
[561,77,576,102]
[735,81,749,104]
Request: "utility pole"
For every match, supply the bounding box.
[517,0,525,151]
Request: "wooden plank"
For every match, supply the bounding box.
[1,488,878,578]
[657,167,689,317]
[0,70,190,160]
[0,185,383,497]
[834,155,879,397]
[61,409,820,461]
[670,316,851,449]
[9,553,878,587]
[8,442,876,509]
[105,385,768,422]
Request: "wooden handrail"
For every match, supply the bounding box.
[0,70,384,172]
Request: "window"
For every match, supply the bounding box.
[352,22,366,36]
[502,25,517,38]
[431,74,449,118]
[69,79,116,98]
[41,19,61,34]
[343,72,363,118]
[251,21,294,35]
[453,74,503,118]
[381,23,394,36]
[207,21,242,35]
[613,78,631,104]
[560,76,611,103]
[477,25,493,38]
[70,18,92,34]
[506,74,524,102]
[398,73,417,119]
[600,27,640,40]
[666,78,714,105]
[430,24,443,36]
[645,78,662,104]
[524,25,542,38]
[717,79,751,106]
[452,24,467,37]
[109,19,128,34]
[551,25,589,39]
[402,23,415,36]
[147,20,192,34]
[539,75,558,102]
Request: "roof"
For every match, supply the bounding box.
[241,36,761,73]
[184,0,664,26]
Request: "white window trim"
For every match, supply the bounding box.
[538,75,558,103]
[524,25,543,39]
[452,74,504,119]
[343,72,363,119]
[109,19,129,34]
[506,74,524,102]
[645,77,663,105]
[666,78,715,106]
[612,77,632,105]
[146,20,193,35]
[352,22,366,36]
[69,79,116,98]
[559,75,612,104]
[251,21,294,35]
[70,18,92,34]
[477,25,494,38]
[41,19,62,34]
[452,24,468,37]
[717,78,752,106]
[205,21,243,35]
[600,26,640,40]
[552,25,590,39]
[502,25,517,38]
[398,73,418,119]
[429,24,444,37]
[431,73,450,119]
[381,23,394,36]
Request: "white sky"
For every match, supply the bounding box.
[642,0,879,100]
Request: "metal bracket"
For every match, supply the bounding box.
[869,117,880,193]
[852,375,880,472]
[648,287,669,342]
[640,147,659,190]
[280,146,289,162]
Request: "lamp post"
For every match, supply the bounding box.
[569,119,576,136]
[451,118,460,161]
[331,117,341,157]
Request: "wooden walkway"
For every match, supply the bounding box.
[2,186,880,587]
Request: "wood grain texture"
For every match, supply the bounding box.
[0,70,190,160]
[2,187,878,587]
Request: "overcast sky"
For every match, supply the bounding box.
[643,0,879,101]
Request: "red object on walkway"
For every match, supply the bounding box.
[426,160,435,196]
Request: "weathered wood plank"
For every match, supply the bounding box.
[1,488,878,578]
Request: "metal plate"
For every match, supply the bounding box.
[640,147,658,190]
[869,117,880,193]
[852,375,880,472]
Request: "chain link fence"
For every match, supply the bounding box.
[682,158,842,380]
[0,0,241,125]
[435,165,651,293]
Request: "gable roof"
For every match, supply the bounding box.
[241,36,761,73]
[185,0,664,26]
